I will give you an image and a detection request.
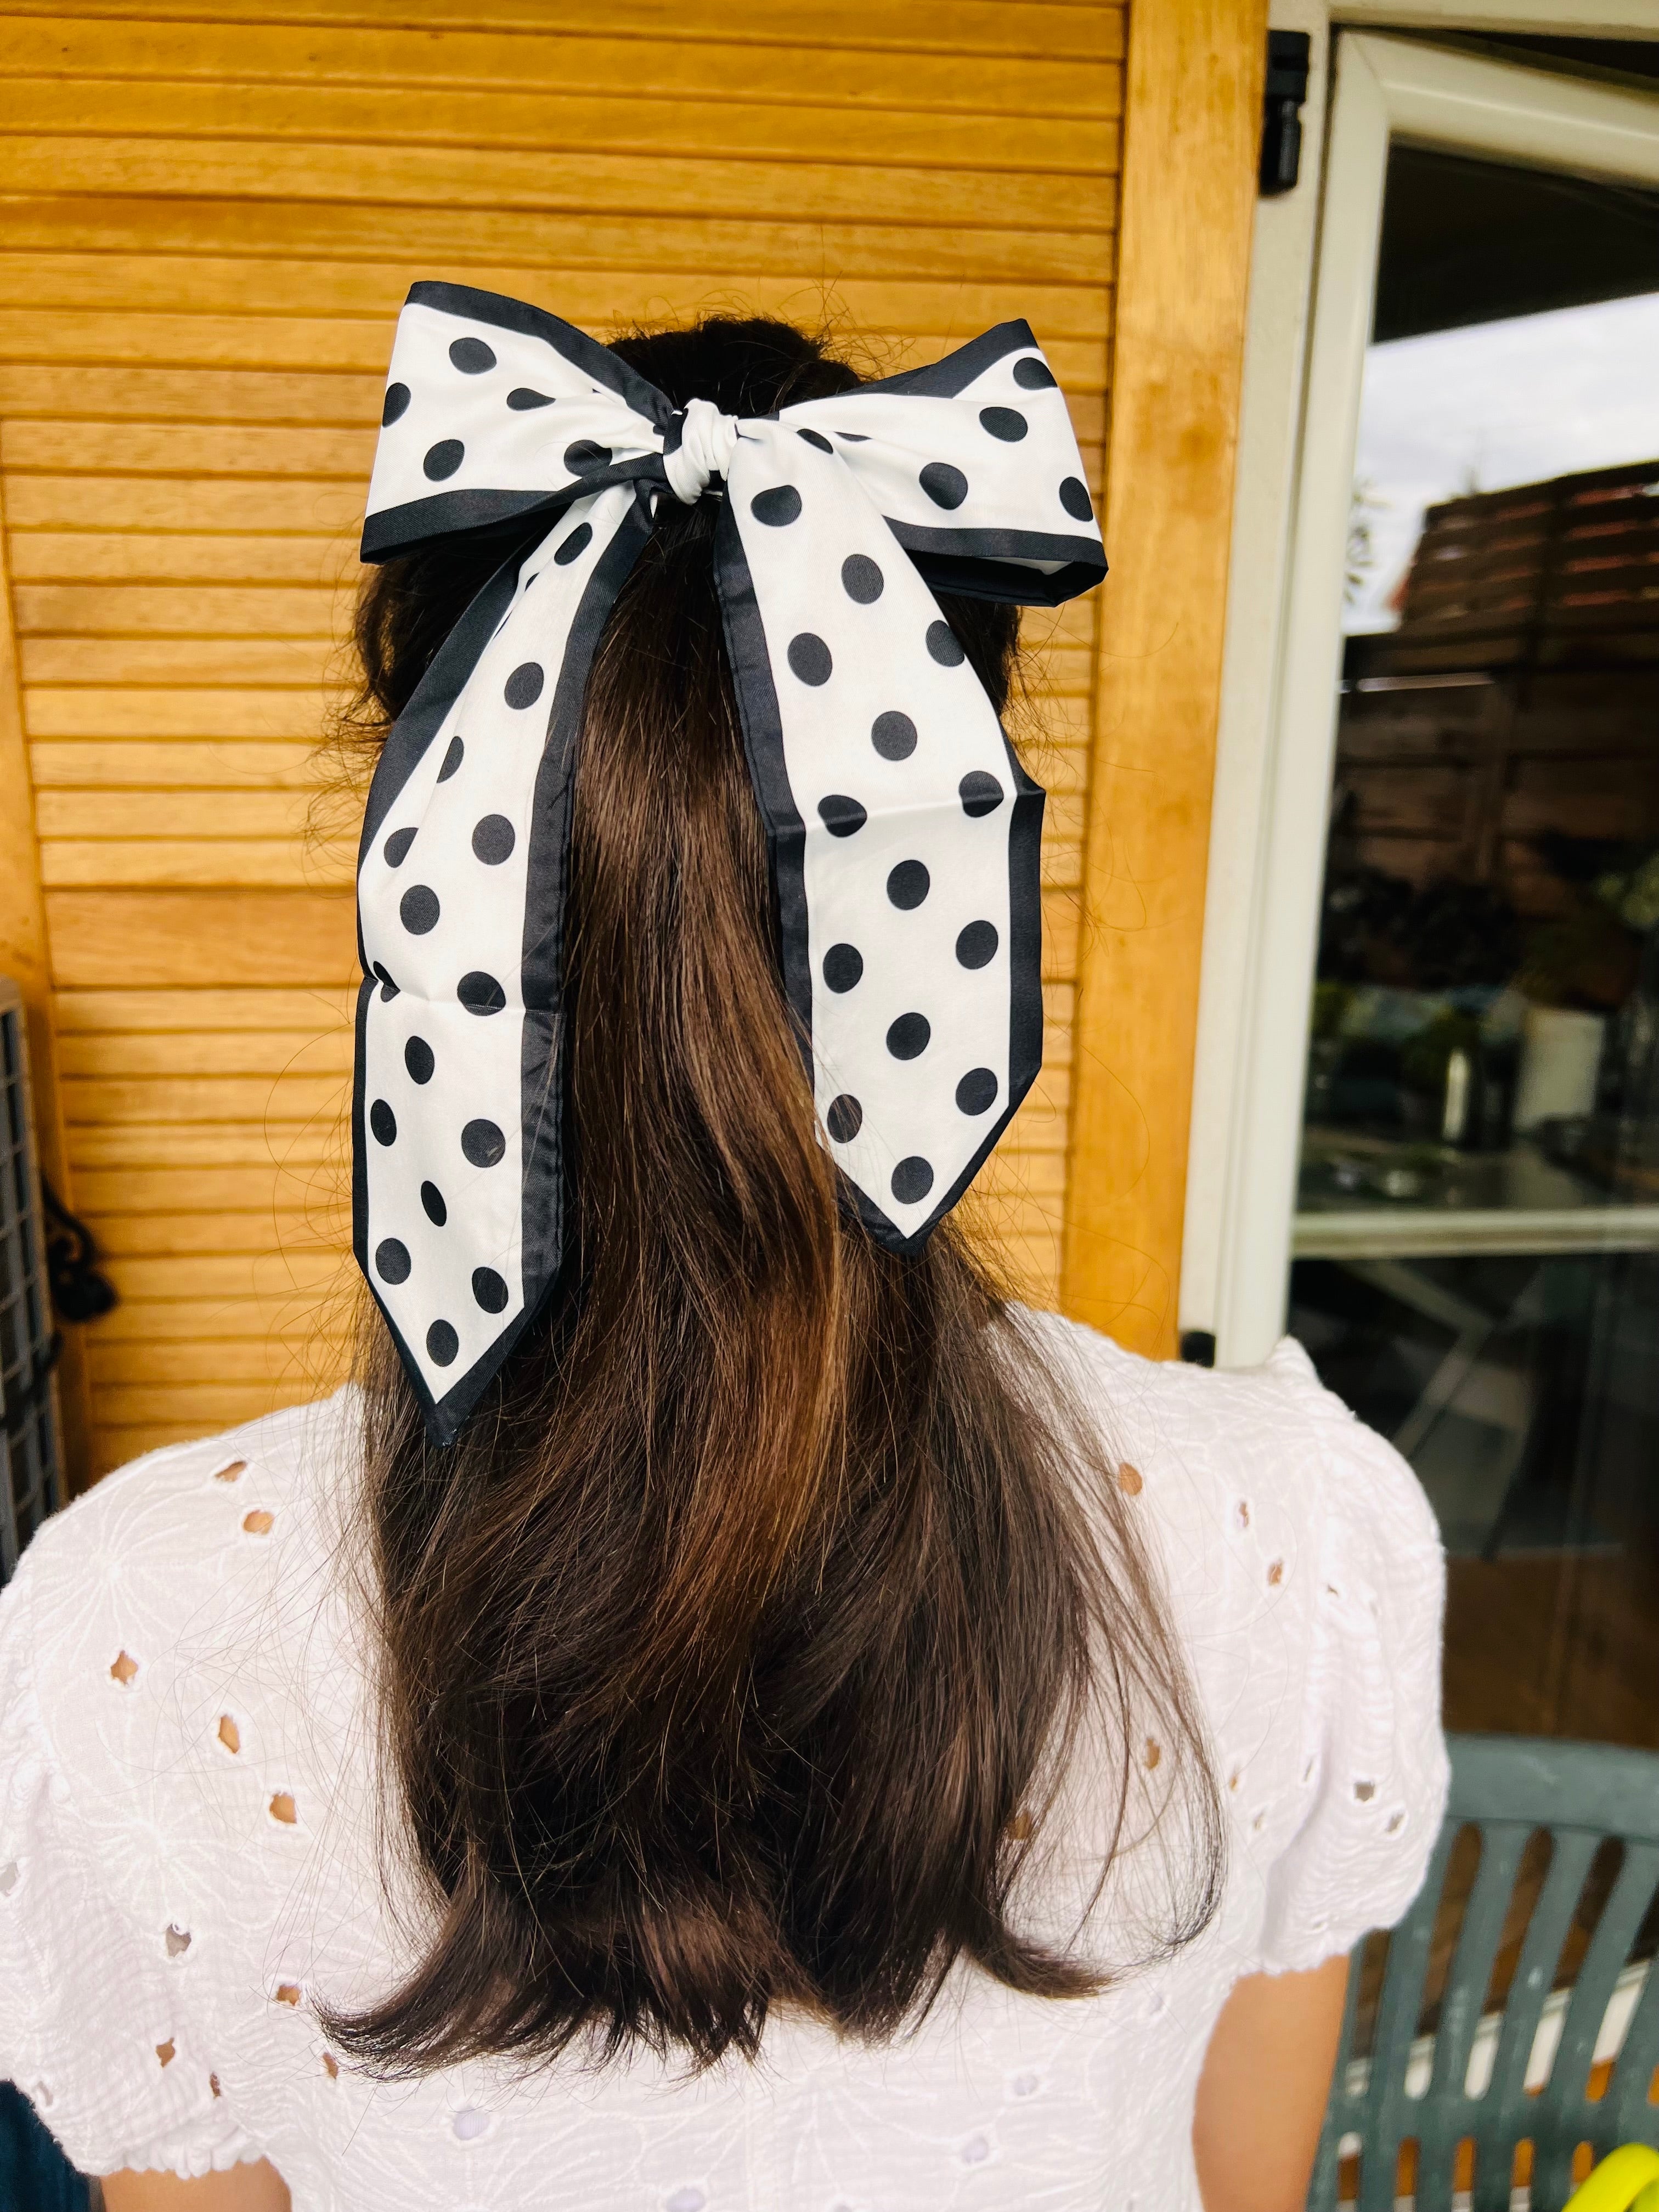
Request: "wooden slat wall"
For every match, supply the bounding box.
[0,0,1124,1477]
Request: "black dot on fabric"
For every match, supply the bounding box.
[751,486,802,527]
[373,962,399,1002]
[956,1066,1000,1116]
[823,943,863,994]
[421,1181,447,1227]
[381,382,410,426]
[887,1012,931,1060]
[399,884,439,935]
[1059,476,1094,522]
[871,710,917,761]
[1013,357,1058,390]
[926,620,966,668]
[461,1118,506,1168]
[437,735,464,782]
[956,919,1000,969]
[980,405,1028,442]
[554,522,592,565]
[383,826,416,868]
[449,336,497,375]
[426,1320,459,1368]
[797,427,833,453]
[471,814,515,865]
[507,387,555,410]
[472,1267,509,1314]
[891,1156,935,1204]
[504,662,544,710]
[375,1238,410,1285]
[826,1093,863,1143]
[959,770,1005,819]
[787,633,832,686]
[919,462,968,510]
[423,439,464,481]
[818,793,867,839]
[887,859,930,911]
[404,1035,435,1085]
[369,1098,396,1146]
[841,554,884,603]
[564,439,611,473]
[458,970,506,1015]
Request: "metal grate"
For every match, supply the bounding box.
[0,977,63,1584]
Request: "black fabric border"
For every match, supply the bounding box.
[362,486,571,563]
[515,488,656,1324]
[362,461,669,563]
[1002,736,1048,1149]
[358,550,523,865]
[858,320,1037,400]
[404,280,673,425]
[904,544,1105,610]
[713,498,814,1082]
[910,555,1102,611]
[349,972,374,1335]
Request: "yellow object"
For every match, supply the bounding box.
[1565,2146,1659,2212]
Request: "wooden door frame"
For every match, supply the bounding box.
[1060,0,1270,1353]
[0,477,94,1489]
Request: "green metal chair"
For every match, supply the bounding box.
[1310,1734,1659,2211]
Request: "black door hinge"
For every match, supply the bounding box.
[1261,30,1312,196]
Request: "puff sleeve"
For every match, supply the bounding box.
[1256,1361,1451,1974]
[0,1530,257,2181]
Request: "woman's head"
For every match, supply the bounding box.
[329,313,1220,2076]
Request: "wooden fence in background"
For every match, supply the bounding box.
[0,0,1127,1476]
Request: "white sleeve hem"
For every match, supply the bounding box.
[1252,1372,1450,1978]
[95,2126,264,2181]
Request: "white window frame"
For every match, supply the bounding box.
[1184,26,1659,1368]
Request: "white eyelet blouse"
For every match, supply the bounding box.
[0,1319,1447,2211]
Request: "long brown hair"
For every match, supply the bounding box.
[326,314,1221,2076]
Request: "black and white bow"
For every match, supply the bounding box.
[354,282,1105,1442]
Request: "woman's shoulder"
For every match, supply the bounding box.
[1022,1308,1448,1967]
[11,1387,356,1623]
[0,1390,363,1822]
[1020,1307,1444,1689]
[0,1397,369,2177]
[1020,1305,1441,1575]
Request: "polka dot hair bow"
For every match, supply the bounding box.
[356,282,1107,1443]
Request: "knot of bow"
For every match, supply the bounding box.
[355,281,1106,1442]
[662,396,740,504]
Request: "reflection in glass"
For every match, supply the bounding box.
[1290,143,1659,1750]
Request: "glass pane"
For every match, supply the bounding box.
[1292,139,1659,1751]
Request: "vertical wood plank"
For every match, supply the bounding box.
[1062,0,1268,1355]
[0,472,93,1490]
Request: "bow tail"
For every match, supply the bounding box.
[354,483,654,1443]
[713,426,1045,1254]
